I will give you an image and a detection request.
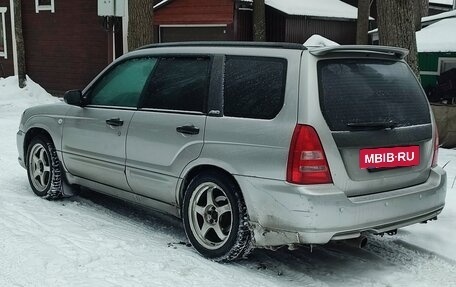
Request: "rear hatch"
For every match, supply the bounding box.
[314,48,433,197]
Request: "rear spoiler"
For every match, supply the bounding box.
[309,45,409,59]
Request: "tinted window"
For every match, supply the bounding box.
[142,57,210,112]
[89,58,157,107]
[318,59,430,131]
[224,56,287,119]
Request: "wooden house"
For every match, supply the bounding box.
[264,0,359,44]
[0,0,116,94]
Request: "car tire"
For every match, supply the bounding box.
[183,171,252,262]
[26,135,63,200]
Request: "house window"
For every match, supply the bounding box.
[440,59,456,74]
[0,7,7,59]
[35,0,55,13]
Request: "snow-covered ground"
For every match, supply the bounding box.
[0,76,455,286]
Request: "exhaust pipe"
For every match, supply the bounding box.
[344,235,368,248]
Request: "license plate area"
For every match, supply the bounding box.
[360,146,420,169]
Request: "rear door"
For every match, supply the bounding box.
[309,56,433,197]
[125,56,211,205]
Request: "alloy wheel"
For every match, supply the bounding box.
[28,143,51,192]
[188,182,233,250]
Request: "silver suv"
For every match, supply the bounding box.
[17,42,446,261]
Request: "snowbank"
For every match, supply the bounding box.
[265,0,359,19]
[416,17,456,52]
[304,34,340,48]
[402,148,456,261]
[0,76,59,112]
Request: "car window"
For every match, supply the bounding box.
[223,56,287,120]
[89,58,157,107]
[318,59,430,131]
[141,57,210,113]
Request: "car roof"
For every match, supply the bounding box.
[137,41,308,51]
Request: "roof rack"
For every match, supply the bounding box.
[309,45,409,59]
[137,41,307,51]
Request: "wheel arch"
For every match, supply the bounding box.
[23,127,54,165]
[178,164,244,210]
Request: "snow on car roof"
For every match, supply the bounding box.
[417,17,456,52]
[265,0,359,19]
[303,34,340,48]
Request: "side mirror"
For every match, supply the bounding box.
[64,90,83,106]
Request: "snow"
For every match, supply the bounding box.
[430,0,454,6]
[422,9,456,23]
[1,76,456,286]
[265,0,359,19]
[304,34,339,48]
[416,17,456,52]
[153,0,169,9]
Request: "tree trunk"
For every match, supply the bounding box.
[377,0,420,78]
[421,0,429,17]
[414,0,429,31]
[253,0,266,41]
[14,0,26,88]
[356,0,370,45]
[128,0,154,50]
[414,0,422,31]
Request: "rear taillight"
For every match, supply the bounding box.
[432,126,439,167]
[287,124,332,184]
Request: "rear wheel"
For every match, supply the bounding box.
[183,171,252,262]
[26,136,63,200]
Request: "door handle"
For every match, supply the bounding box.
[106,118,124,127]
[176,125,200,135]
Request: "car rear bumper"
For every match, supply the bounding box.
[235,167,447,247]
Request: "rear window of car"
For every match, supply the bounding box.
[318,59,430,131]
[223,56,287,120]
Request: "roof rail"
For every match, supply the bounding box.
[309,45,409,59]
[137,41,307,51]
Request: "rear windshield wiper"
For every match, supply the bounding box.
[347,121,397,130]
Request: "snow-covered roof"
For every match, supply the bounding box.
[422,9,456,23]
[369,9,456,35]
[153,0,171,9]
[417,17,456,52]
[429,0,454,6]
[265,0,359,19]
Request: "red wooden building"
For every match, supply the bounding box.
[153,0,252,42]
[0,0,115,94]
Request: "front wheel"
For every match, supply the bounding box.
[183,171,252,262]
[26,135,63,200]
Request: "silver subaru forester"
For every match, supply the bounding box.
[17,42,446,261]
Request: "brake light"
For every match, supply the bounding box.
[432,127,439,167]
[287,124,332,184]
